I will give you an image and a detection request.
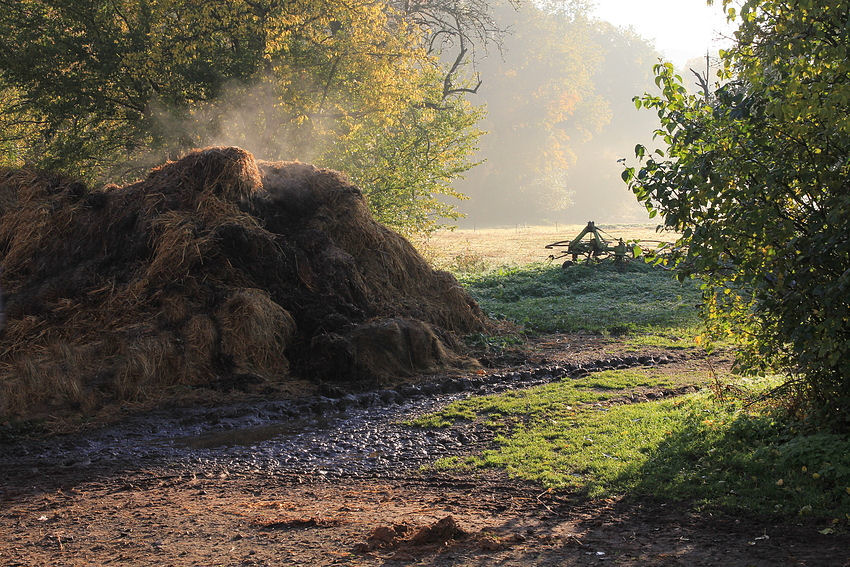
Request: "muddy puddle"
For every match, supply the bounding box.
[170,417,335,450]
[1,354,677,481]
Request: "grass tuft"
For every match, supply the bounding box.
[416,371,850,521]
[458,262,702,339]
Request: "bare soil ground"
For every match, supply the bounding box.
[4,467,848,566]
[3,337,849,566]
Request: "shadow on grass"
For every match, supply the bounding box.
[425,403,850,565]
[436,382,850,523]
[616,408,850,521]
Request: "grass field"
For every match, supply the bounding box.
[457,262,700,338]
[417,224,702,346]
[413,371,850,521]
[410,224,850,524]
[417,224,678,271]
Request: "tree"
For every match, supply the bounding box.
[449,1,661,225]
[0,0,268,176]
[0,0,483,235]
[332,74,484,235]
[0,85,34,168]
[452,1,612,224]
[624,0,850,427]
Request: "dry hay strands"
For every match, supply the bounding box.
[0,341,99,417]
[0,168,30,216]
[144,146,263,207]
[141,210,210,286]
[182,314,219,381]
[0,168,87,214]
[425,270,490,334]
[345,317,478,380]
[134,180,273,289]
[216,288,296,379]
[0,147,492,422]
[111,329,183,400]
[0,172,96,289]
[255,159,486,334]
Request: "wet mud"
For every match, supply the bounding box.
[1,354,680,483]
[3,349,850,567]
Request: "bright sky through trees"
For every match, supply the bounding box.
[590,0,735,66]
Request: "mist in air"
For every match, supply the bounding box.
[452,1,706,228]
[147,0,715,231]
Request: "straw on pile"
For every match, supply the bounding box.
[0,147,487,420]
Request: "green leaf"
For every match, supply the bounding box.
[626,0,850,424]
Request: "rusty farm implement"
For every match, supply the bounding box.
[545,221,674,267]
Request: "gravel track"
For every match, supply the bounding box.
[2,354,682,480]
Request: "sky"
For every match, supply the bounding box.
[590,0,736,67]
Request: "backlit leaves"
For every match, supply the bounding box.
[0,0,483,235]
[627,0,850,427]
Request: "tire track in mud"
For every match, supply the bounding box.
[2,352,698,484]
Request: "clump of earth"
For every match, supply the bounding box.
[0,147,487,421]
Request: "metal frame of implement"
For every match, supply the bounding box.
[545,221,677,267]
[545,221,632,266]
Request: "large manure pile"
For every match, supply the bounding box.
[0,147,487,418]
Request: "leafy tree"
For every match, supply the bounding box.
[333,77,484,235]
[452,1,661,225]
[624,0,850,427]
[454,1,611,224]
[0,0,267,177]
[0,85,34,168]
[0,0,483,234]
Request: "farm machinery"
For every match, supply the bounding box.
[545,221,683,268]
[545,221,678,267]
[545,221,630,266]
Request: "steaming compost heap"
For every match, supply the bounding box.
[0,147,487,418]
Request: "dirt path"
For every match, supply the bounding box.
[4,469,848,566]
[2,339,849,566]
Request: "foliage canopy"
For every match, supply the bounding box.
[0,0,485,235]
[624,0,850,426]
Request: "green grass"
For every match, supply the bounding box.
[622,326,701,350]
[414,370,850,521]
[436,257,849,521]
[457,261,702,340]
[411,367,681,429]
